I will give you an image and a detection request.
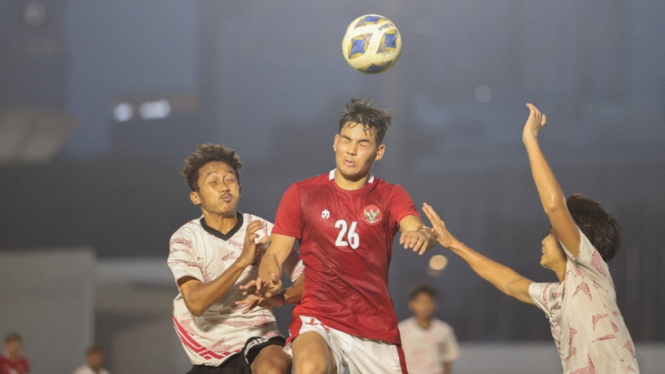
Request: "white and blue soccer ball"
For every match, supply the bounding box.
[341,14,402,74]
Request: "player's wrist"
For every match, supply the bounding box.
[232,258,251,270]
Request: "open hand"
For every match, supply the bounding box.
[399,228,432,255]
[235,220,264,268]
[422,203,460,249]
[235,292,285,314]
[240,272,283,298]
[523,103,547,141]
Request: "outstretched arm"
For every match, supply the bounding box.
[423,203,534,305]
[399,215,436,255]
[178,220,264,316]
[523,103,580,258]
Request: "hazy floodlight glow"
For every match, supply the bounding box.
[429,255,448,271]
[475,85,492,103]
[139,99,171,120]
[113,103,134,122]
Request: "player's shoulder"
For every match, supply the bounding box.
[432,318,455,332]
[171,218,203,240]
[294,171,331,187]
[288,172,334,196]
[398,317,416,329]
[371,176,407,193]
[241,212,272,225]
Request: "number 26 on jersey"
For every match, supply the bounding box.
[335,220,360,250]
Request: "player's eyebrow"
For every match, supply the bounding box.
[341,134,371,143]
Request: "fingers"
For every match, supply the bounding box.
[422,203,443,227]
[400,230,428,255]
[246,220,264,237]
[255,276,263,293]
[235,297,260,314]
[239,279,258,295]
[541,114,547,126]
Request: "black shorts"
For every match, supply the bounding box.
[186,336,286,374]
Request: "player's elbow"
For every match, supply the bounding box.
[542,194,565,215]
[188,305,206,317]
[183,297,207,317]
[185,302,205,316]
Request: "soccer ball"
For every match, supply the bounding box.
[341,14,402,74]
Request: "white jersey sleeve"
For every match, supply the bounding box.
[167,227,204,284]
[560,228,611,285]
[529,282,561,317]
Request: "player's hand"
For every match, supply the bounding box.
[422,203,460,249]
[234,292,285,314]
[240,272,283,298]
[399,227,432,255]
[235,220,264,268]
[523,103,547,142]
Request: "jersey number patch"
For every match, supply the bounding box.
[334,220,360,250]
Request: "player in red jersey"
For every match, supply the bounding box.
[250,98,435,374]
[0,333,30,374]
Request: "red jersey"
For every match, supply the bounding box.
[273,170,420,344]
[0,353,30,374]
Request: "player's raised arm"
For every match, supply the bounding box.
[177,220,264,316]
[423,203,534,305]
[522,103,580,258]
[398,215,436,255]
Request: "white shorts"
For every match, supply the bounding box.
[284,316,407,374]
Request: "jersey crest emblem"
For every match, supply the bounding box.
[363,204,382,225]
[321,209,330,219]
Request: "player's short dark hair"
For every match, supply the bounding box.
[339,98,392,144]
[409,284,437,301]
[566,193,621,262]
[182,143,242,192]
[4,332,21,343]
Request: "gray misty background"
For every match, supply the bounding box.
[1,0,664,362]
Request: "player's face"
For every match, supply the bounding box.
[408,293,436,321]
[190,161,240,217]
[540,230,566,270]
[87,352,105,369]
[5,340,21,356]
[333,122,385,182]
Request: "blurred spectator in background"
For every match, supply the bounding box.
[0,333,30,374]
[73,345,109,374]
[399,285,460,374]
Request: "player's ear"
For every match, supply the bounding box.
[375,144,385,161]
[190,191,201,205]
[333,133,340,151]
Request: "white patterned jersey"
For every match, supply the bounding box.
[398,317,460,374]
[167,212,304,366]
[529,229,639,373]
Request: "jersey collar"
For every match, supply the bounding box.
[200,212,244,241]
[328,169,375,183]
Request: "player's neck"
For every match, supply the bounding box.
[202,210,239,234]
[551,261,566,282]
[415,317,432,329]
[333,169,369,191]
